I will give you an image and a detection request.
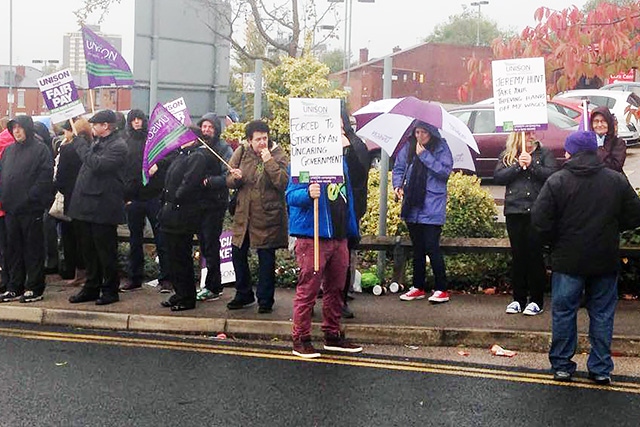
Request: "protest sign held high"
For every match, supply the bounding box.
[37,68,85,123]
[81,25,134,88]
[143,103,198,185]
[289,98,343,184]
[492,57,548,132]
[163,97,192,125]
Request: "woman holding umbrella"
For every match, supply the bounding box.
[494,130,557,316]
[392,121,453,303]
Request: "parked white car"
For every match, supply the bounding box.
[553,89,640,144]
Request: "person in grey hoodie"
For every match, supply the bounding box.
[194,113,233,302]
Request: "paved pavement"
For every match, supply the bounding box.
[1,279,639,356]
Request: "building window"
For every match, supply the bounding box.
[17,90,25,108]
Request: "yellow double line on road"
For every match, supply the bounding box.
[1,326,639,394]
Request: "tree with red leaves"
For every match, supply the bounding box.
[459,3,640,102]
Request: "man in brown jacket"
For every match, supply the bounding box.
[226,120,289,313]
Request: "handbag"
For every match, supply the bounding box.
[49,191,71,222]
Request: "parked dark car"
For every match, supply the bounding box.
[449,104,578,179]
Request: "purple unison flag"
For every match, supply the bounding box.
[143,103,198,185]
[81,25,134,88]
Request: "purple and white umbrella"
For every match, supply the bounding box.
[353,97,480,172]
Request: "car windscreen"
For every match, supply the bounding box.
[548,108,579,129]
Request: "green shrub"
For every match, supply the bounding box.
[359,169,509,291]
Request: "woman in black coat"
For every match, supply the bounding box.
[55,118,91,284]
[494,130,557,316]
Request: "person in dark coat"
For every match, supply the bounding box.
[532,131,640,385]
[119,109,171,293]
[194,113,233,302]
[589,107,626,173]
[67,109,129,306]
[158,136,208,311]
[0,115,54,303]
[34,121,59,274]
[339,106,369,318]
[55,118,90,284]
[0,129,15,291]
[494,130,557,316]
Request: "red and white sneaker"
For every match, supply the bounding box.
[399,287,426,301]
[428,290,450,303]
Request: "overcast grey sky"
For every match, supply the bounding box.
[0,0,588,70]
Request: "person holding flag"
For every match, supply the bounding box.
[120,109,171,293]
[157,128,209,311]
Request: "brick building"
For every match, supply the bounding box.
[1,65,131,120]
[330,42,494,111]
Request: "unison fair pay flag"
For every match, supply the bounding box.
[37,69,86,123]
[143,103,198,185]
[81,25,134,88]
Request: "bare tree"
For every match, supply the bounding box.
[75,0,343,66]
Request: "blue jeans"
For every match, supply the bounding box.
[232,234,276,309]
[126,197,169,283]
[549,272,618,376]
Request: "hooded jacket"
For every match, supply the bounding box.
[197,113,233,208]
[0,116,54,214]
[391,124,453,225]
[532,150,640,276]
[494,142,558,215]
[0,129,16,217]
[123,109,167,202]
[159,144,208,235]
[590,107,626,173]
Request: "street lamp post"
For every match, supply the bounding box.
[470,1,489,46]
[327,0,375,90]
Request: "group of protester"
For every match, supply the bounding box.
[0,104,371,358]
[1,103,638,370]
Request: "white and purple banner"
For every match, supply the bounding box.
[37,68,86,124]
[289,98,343,184]
[492,57,548,132]
[200,231,236,286]
[163,97,192,125]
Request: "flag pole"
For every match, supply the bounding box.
[521,131,527,171]
[314,198,320,272]
[69,117,77,136]
[197,137,232,169]
[89,89,95,114]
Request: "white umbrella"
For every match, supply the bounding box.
[353,97,479,171]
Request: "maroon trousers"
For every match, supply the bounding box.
[292,237,349,340]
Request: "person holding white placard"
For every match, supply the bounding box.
[494,130,557,316]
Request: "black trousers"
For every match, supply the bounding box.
[60,220,85,277]
[5,212,46,294]
[43,212,59,270]
[197,208,225,293]
[76,221,119,296]
[505,213,547,308]
[0,216,9,287]
[165,232,196,306]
